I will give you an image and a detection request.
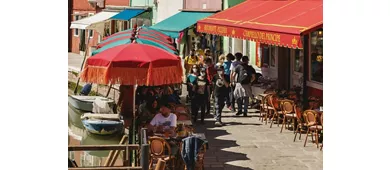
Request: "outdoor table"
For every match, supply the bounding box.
[177,120,193,126]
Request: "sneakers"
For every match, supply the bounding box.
[229,106,236,112]
[215,121,223,126]
[235,112,248,117]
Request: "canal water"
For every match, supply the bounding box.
[68,104,124,167]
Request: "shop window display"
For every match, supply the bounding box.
[270,46,276,67]
[262,46,270,67]
[310,29,323,83]
[294,49,303,73]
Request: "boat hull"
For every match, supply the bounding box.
[68,95,114,112]
[82,119,123,135]
[68,96,94,112]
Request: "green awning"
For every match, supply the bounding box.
[150,11,215,38]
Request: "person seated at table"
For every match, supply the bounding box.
[147,103,177,135]
[161,86,181,104]
[138,97,160,124]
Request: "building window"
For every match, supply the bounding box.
[74,15,80,36]
[262,46,270,67]
[123,21,129,30]
[88,13,94,38]
[261,45,277,68]
[115,20,121,33]
[228,37,232,53]
[310,29,323,83]
[89,30,93,38]
[270,46,276,67]
[245,40,250,56]
[294,49,303,73]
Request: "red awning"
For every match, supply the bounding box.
[197,0,323,49]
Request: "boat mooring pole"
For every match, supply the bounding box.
[140,144,150,170]
[105,84,113,97]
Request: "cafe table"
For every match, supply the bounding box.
[177,120,193,126]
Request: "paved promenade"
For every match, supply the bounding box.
[195,107,323,170]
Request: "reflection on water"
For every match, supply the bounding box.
[68,105,124,167]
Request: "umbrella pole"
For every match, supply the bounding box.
[74,31,90,95]
[105,84,113,97]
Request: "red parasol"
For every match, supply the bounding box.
[80,43,183,86]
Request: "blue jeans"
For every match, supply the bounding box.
[191,94,207,122]
[225,87,232,107]
[237,96,249,115]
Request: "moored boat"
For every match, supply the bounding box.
[68,95,114,112]
[81,113,123,135]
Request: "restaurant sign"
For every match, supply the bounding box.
[197,23,302,49]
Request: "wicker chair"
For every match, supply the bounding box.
[174,105,190,114]
[303,110,322,148]
[258,90,276,121]
[280,100,296,133]
[269,94,284,128]
[148,137,178,170]
[293,106,307,142]
[259,94,271,122]
[320,113,323,151]
[176,112,191,121]
[308,96,321,110]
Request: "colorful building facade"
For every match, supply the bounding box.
[70,0,131,55]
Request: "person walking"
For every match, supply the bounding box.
[229,52,243,112]
[184,49,199,75]
[213,65,229,126]
[186,65,200,103]
[204,58,216,115]
[223,53,234,108]
[232,56,256,117]
[191,68,210,124]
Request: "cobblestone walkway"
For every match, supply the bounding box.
[194,107,323,170]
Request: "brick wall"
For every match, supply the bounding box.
[106,0,130,6]
[73,0,96,11]
[71,10,99,54]
[70,0,129,54]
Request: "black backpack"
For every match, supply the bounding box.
[237,64,252,84]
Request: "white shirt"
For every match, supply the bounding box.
[230,61,242,82]
[150,113,177,128]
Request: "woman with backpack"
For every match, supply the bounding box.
[232,56,256,117]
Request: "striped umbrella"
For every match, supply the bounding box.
[93,27,177,56]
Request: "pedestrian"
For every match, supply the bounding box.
[191,68,210,124]
[229,52,243,112]
[223,53,234,108]
[186,65,200,103]
[204,58,216,115]
[184,49,199,75]
[204,49,213,64]
[218,54,226,66]
[232,56,256,117]
[213,65,229,126]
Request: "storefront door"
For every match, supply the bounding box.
[277,47,289,90]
